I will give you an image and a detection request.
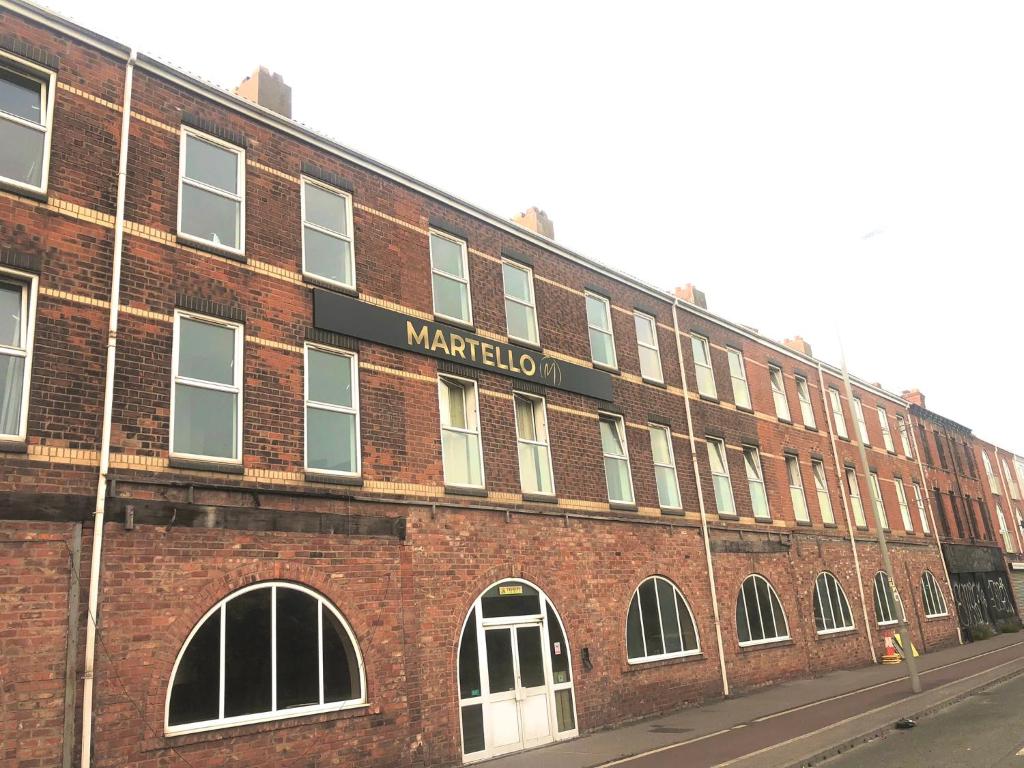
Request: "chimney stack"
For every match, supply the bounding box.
[512,207,554,239]
[902,389,926,408]
[235,67,292,118]
[783,336,813,357]
[674,284,707,309]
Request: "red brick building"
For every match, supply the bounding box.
[0,3,1014,767]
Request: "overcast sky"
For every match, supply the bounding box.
[50,1,1024,452]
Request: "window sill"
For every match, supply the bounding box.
[660,506,686,517]
[508,336,542,352]
[735,405,754,414]
[178,233,247,263]
[795,519,812,527]
[168,456,245,475]
[302,274,358,296]
[522,492,558,504]
[698,393,720,404]
[925,613,950,621]
[716,512,740,521]
[609,501,638,512]
[738,637,794,653]
[305,472,363,487]
[434,314,475,332]
[0,178,48,202]
[445,484,488,498]
[0,439,28,454]
[753,516,774,524]
[837,436,851,443]
[803,425,819,432]
[777,417,793,425]
[623,651,704,672]
[815,627,858,640]
[592,361,621,375]
[823,521,838,529]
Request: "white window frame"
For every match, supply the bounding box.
[736,574,790,647]
[177,127,246,256]
[626,576,701,664]
[585,292,617,369]
[429,230,473,326]
[813,572,855,634]
[896,414,913,458]
[921,571,948,618]
[502,259,539,346]
[169,311,244,464]
[868,471,890,530]
[811,459,836,525]
[894,477,913,532]
[743,445,771,520]
[599,412,634,505]
[438,374,485,489]
[0,54,56,195]
[1001,457,1020,500]
[768,366,791,422]
[1014,459,1024,500]
[912,481,930,534]
[877,406,895,453]
[982,451,1000,495]
[852,397,870,445]
[300,176,355,290]
[707,437,735,515]
[828,387,848,439]
[846,467,867,528]
[997,504,1016,553]
[795,375,815,428]
[649,423,682,510]
[786,455,810,523]
[513,392,555,497]
[0,268,38,442]
[164,581,367,736]
[691,334,717,398]
[303,344,360,477]
[634,311,663,384]
[873,571,900,626]
[727,347,751,410]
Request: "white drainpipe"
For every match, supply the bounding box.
[81,48,135,768]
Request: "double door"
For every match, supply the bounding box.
[483,622,553,756]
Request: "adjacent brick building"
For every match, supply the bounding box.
[0,2,1016,767]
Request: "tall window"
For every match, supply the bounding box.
[932,489,950,537]
[963,441,977,477]
[586,293,617,368]
[982,451,1000,494]
[736,575,789,645]
[997,504,1015,553]
[0,58,55,193]
[912,482,930,534]
[600,414,634,504]
[896,414,913,458]
[743,446,770,520]
[301,178,354,289]
[514,393,554,496]
[918,425,933,465]
[170,312,243,463]
[786,455,810,523]
[845,467,867,527]
[626,577,699,663]
[829,388,848,439]
[852,397,870,444]
[178,129,245,253]
[921,571,948,617]
[727,348,750,409]
[769,366,791,421]
[873,571,899,625]
[0,275,36,440]
[1002,458,1020,499]
[813,572,854,633]
[811,460,835,525]
[438,376,484,488]
[877,407,895,452]
[894,478,913,532]
[430,231,472,325]
[304,345,359,476]
[1015,460,1024,496]
[502,260,538,345]
[649,424,681,510]
[691,334,716,398]
[634,312,663,383]
[707,437,735,515]
[868,472,889,530]
[165,582,365,734]
[795,376,815,428]
[934,431,948,470]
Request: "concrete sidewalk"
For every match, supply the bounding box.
[482,632,1024,768]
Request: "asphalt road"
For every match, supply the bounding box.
[820,671,1024,768]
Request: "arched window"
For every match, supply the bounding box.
[736,574,789,645]
[626,576,700,662]
[873,571,900,625]
[166,582,365,734]
[812,572,854,633]
[921,571,948,617]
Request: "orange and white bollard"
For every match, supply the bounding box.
[881,630,901,665]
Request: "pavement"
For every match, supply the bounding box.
[481,631,1024,768]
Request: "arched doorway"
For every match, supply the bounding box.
[457,579,578,762]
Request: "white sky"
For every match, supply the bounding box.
[49,1,1024,452]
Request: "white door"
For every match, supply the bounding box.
[483,623,553,756]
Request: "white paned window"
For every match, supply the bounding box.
[430,231,472,325]
[0,57,55,193]
[736,574,789,646]
[894,478,913,532]
[1001,458,1020,500]
[811,460,835,525]
[634,311,663,383]
[982,451,1000,495]
[921,571,948,617]
[600,414,634,504]
[813,572,854,633]
[0,275,36,440]
[868,472,890,530]
[913,482,930,534]
[649,424,681,510]
[795,376,815,428]
[502,260,538,345]
[691,334,717,398]
[514,393,554,496]
[997,504,1015,553]
[873,571,900,625]
[438,376,484,488]
[304,345,359,476]
[626,577,700,663]
[896,414,913,458]
[878,407,895,452]
[786,455,810,523]
[1015,460,1024,499]
[744,446,770,520]
[727,348,751,409]
[845,467,867,527]
[852,397,870,445]
[301,178,354,289]
[769,366,791,421]
[707,437,735,515]
[829,388,848,439]
[178,129,245,253]
[170,312,243,463]
[586,293,617,368]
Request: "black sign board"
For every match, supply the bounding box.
[313,289,613,400]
